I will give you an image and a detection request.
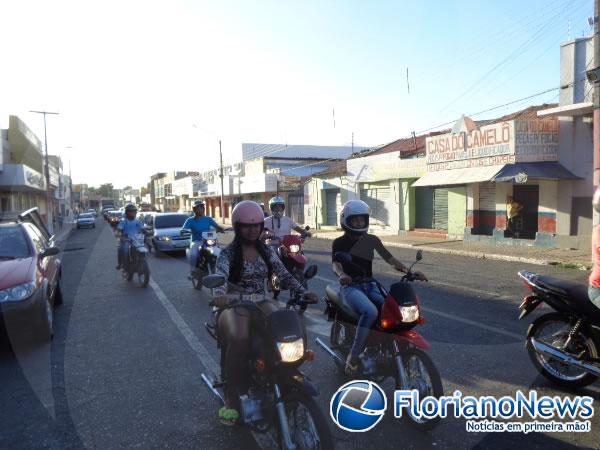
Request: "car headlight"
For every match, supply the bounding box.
[400,305,420,322]
[157,236,171,241]
[206,239,216,246]
[289,244,300,253]
[277,338,304,363]
[0,282,37,302]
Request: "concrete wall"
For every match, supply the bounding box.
[447,187,466,238]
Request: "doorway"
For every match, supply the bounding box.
[512,185,539,240]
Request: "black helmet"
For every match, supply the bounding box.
[192,200,205,211]
[594,187,600,213]
[125,203,137,213]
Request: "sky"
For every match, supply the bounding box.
[0,0,592,188]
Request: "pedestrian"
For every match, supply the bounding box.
[58,213,64,230]
[507,195,523,237]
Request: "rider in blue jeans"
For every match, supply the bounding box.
[332,200,428,375]
[115,203,145,272]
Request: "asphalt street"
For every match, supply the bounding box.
[1,218,598,450]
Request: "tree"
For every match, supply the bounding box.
[97,183,114,198]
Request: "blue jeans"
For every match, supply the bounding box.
[119,240,131,271]
[342,282,386,358]
[589,286,600,309]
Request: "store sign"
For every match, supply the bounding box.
[514,120,559,162]
[26,170,45,189]
[426,122,514,171]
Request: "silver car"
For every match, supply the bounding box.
[148,213,190,254]
[76,213,95,229]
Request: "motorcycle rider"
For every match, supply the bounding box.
[331,200,427,375]
[589,187,600,308]
[182,200,225,276]
[211,200,318,425]
[115,203,145,272]
[263,196,312,240]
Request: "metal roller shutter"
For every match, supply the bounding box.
[433,188,448,230]
[479,184,496,211]
[415,187,434,229]
[326,190,340,226]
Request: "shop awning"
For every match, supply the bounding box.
[491,162,581,182]
[411,165,505,187]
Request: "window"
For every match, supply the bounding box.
[0,225,31,258]
[23,223,46,253]
[154,214,188,228]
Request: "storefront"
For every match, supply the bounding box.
[413,110,579,246]
[0,163,48,216]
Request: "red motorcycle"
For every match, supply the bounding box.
[316,250,443,431]
[263,227,311,310]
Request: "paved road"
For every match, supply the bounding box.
[1,219,598,449]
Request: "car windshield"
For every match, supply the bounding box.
[79,213,93,219]
[154,214,188,229]
[0,226,30,258]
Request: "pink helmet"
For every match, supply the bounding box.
[231,200,265,226]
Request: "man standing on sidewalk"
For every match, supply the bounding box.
[507,196,523,238]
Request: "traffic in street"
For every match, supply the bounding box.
[1,215,597,449]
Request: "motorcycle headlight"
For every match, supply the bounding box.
[0,282,37,302]
[400,305,419,322]
[289,244,300,253]
[206,239,216,246]
[265,239,272,246]
[277,338,304,363]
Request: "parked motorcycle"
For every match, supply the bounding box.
[200,267,333,450]
[264,226,311,310]
[316,250,443,431]
[122,233,150,288]
[518,270,600,389]
[184,229,225,290]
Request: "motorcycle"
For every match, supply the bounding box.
[184,229,225,290]
[264,226,311,310]
[200,267,333,450]
[518,270,600,389]
[316,250,443,431]
[122,233,150,288]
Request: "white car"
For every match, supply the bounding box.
[76,213,96,229]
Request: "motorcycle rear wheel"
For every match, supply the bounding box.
[276,392,333,450]
[395,347,443,431]
[527,312,599,389]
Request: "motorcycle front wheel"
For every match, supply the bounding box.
[395,347,443,431]
[527,312,599,389]
[137,257,150,288]
[277,393,333,450]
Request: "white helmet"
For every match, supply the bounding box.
[340,200,370,235]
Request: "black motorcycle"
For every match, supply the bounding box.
[122,233,150,288]
[200,267,333,450]
[518,270,600,388]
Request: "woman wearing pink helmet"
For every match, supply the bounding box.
[211,200,318,425]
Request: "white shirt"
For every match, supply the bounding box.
[264,215,298,238]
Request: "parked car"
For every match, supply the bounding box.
[108,211,123,227]
[77,213,96,229]
[0,208,62,341]
[87,208,98,218]
[147,213,190,254]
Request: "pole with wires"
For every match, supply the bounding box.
[219,140,225,222]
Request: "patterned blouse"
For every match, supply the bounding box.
[214,244,305,297]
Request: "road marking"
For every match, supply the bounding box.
[148,278,276,449]
[314,275,522,340]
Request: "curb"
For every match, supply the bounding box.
[312,233,561,267]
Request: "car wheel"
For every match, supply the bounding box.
[36,296,54,341]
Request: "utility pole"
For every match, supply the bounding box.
[351,132,354,155]
[30,110,59,232]
[594,0,600,227]
[219,140,225,222]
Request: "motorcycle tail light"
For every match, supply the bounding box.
[305,350,316,362]
[523,281,534,292]
[255,358,266,372]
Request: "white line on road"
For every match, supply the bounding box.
[148,278,276,449]
[314,275,522,340]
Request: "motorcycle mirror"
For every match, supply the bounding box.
[202,274,226,289]
[303,264,318,280]
[416,250,423,261]
[304,225,311,231]
[333,252,352,264]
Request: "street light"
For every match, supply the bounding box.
[29,110,59,232]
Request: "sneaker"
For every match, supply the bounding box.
[345,354,360,376]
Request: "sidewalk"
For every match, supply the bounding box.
[311,229,592,270]
[54,220,76,246]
